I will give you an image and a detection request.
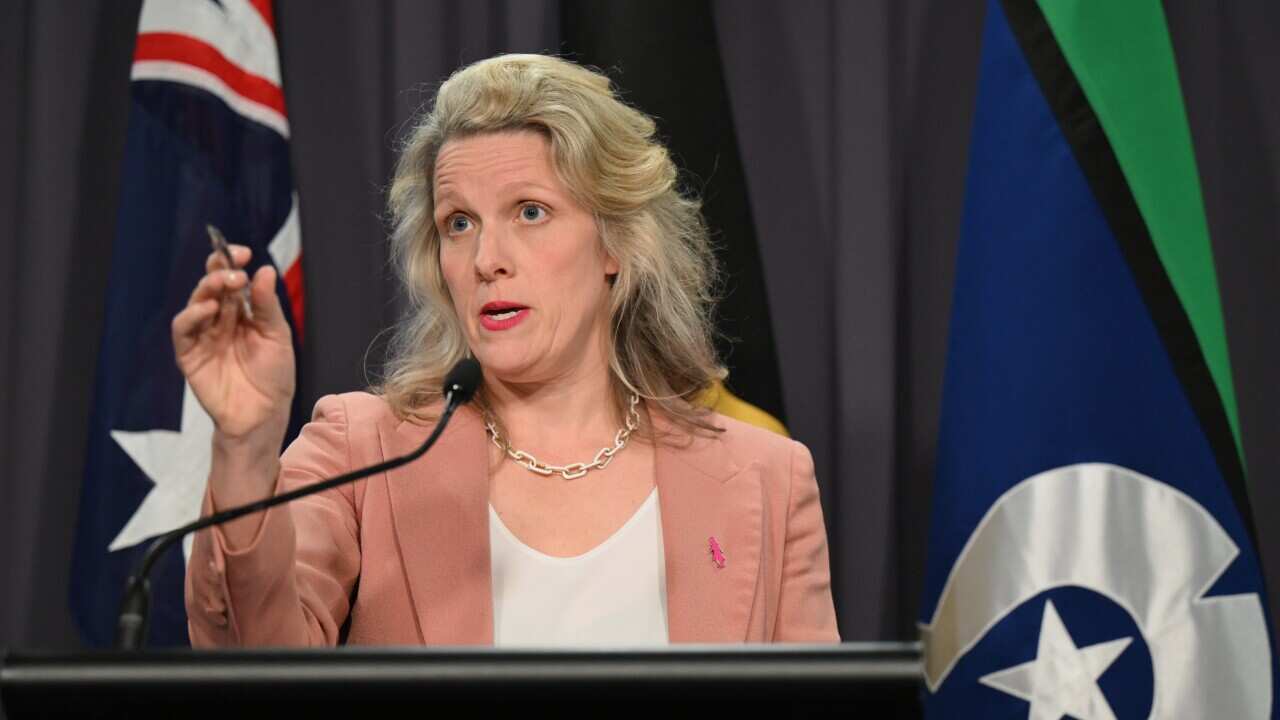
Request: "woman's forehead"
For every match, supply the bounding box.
[435,130,553,183]
[433,131,570,212]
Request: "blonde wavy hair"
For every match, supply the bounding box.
[377,53,726,436]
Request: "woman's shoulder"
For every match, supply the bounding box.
[286,389,486,478]
[303,391,430,436]
[304,391,471,437]
[306,390,392,422]
[656,406,810,482]
[708,410,809,471]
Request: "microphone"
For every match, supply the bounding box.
[114,358,482,650]
[441,356,481,405]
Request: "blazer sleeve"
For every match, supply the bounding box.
[185,395,360,647]
[772,441,841,642]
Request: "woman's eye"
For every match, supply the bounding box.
[448,215,472,234]
[519,204,546,222]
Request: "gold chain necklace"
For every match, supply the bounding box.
[484,394,640,480]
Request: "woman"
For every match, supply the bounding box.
[176,54,838,646]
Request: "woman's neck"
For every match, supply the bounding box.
[483,359,626,458]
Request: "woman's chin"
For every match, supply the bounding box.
[475,355,543,385]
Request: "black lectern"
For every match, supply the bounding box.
[2,643,921,718]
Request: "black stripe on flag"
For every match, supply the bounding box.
[999,0,1258,547]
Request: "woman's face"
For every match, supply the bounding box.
[434,130,619,386]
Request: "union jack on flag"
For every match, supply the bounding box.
[71,0,305,646]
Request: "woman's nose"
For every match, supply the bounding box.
[473,226,513,280]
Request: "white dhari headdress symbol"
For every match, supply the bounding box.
[920,463,1272,718]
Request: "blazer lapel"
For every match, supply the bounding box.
[380,406,493,645]
[654,413,763,643]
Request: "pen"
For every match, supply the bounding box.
[205,224,255,321]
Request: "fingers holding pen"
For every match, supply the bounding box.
[205,244,252,273]
[189,264,251,305]
[176,270,243,350]
[178,262,249,348]
[181,242,284,351]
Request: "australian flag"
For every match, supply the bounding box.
[919,0,1274,717]
[71,0,305,647]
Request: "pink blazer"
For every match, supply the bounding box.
[185,392,840,646]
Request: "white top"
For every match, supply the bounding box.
[489,488,670,647]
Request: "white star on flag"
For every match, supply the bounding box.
[980,599,1133,720]
[108,381,214,563]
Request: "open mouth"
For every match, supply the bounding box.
[479,302,530,330]
[481,301,528,318]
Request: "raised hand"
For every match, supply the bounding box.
[172,244,296,452]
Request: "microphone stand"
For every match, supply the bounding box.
[115,391,466,650]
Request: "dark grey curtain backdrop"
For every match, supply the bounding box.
[2,0,1277,654]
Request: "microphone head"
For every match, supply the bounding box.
[442,358,482,405]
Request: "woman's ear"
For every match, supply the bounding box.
[604,253,620,277]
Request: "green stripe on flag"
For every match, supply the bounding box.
[1035,0,1245,467]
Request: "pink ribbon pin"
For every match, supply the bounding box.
[708,536,726,569]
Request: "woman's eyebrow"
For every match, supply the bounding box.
[496,180,558,197]
[433,188,462,216]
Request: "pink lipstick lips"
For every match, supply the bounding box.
[479,301,529,331]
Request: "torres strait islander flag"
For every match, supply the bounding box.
[920,0,1274,717]
[71,0,305,646]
